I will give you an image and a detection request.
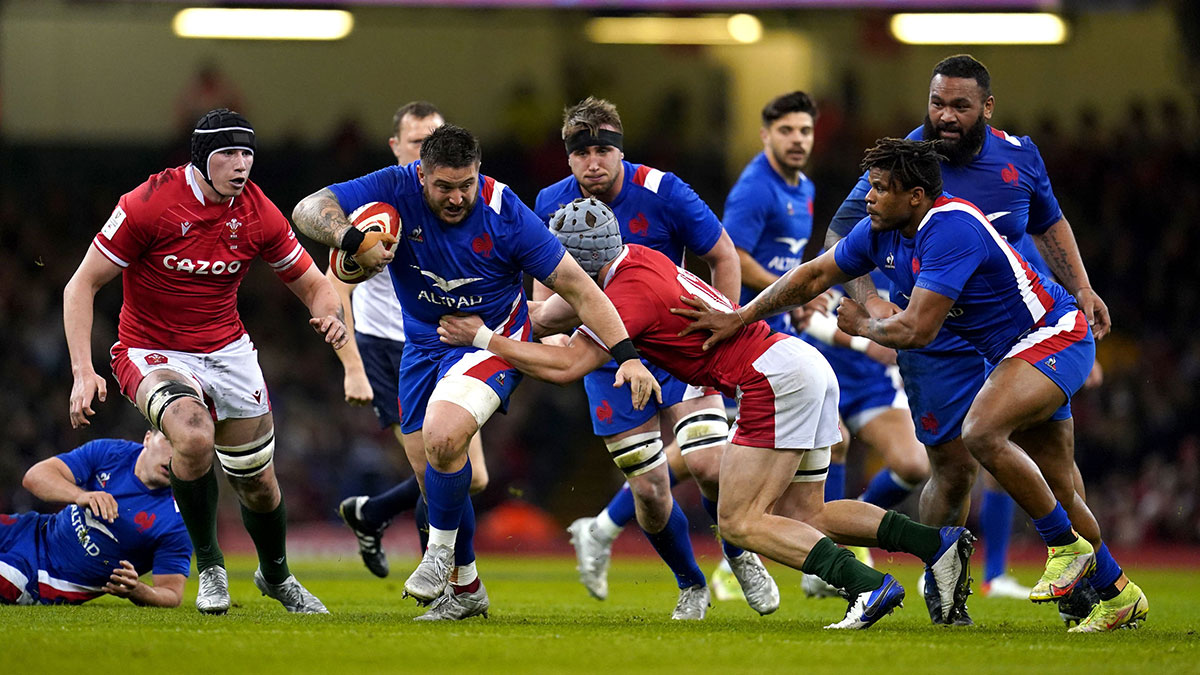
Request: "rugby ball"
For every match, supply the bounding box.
[329,202,401,283]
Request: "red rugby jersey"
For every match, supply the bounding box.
[92,165,313,353]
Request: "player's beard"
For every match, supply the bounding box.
[922,113,987,166]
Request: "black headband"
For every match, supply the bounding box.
[565,128,623,154]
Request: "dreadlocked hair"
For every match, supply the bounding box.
[860,138,947,197]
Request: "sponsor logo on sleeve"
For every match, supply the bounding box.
[101,206,127,239]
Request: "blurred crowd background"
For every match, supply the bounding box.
[1,0,1197,549]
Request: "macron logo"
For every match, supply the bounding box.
[181,221,193,236]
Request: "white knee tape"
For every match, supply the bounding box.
[606,431,665,477]
[216,431,275,478]
[792,446,831,483]
[673,408,730,456]
[429,375,502,428]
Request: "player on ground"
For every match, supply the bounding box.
[827,55,1108,619]
[293,124,657,621]
[1,431,191,607]
[439,198,976,630]
[332,102,489,578]
[533,97,774,618]
[682,138,1147,633]
[719,92,930,598]
[64,109,343,615]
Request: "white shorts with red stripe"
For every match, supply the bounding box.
[731,335,843,451]
[110,334,271,422]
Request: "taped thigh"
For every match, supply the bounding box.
[428,375,501,428]
[606,431,666,477]
[791,446,831,483]
[673,407,730,456]
[145,379,205,433]
[215,430,275,478]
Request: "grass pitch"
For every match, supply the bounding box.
[1,554,1196,674]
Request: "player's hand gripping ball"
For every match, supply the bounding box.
[329,202,401,283]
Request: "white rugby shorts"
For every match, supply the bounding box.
[731,336,843,451]
[110,334,271,422]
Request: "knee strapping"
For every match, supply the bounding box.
[429,375,501,428]
[673,408,730,456]
[145,380,203,433]
[793,446,831,483]
[215,431,275,477]
[606,431,665,477]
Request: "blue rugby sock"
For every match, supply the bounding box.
[414,495,430,553]
[1091,542,1124,600]
[423,461,471,532]
[859,469,915,509]
[604,484,636,529]
[642,501,706,589]
[1031,502,1076,547]
[454,497,476,567]
[361,475,422,528]
[824,462,846,502]
[980,488,1015,582]
[701,495,744,558]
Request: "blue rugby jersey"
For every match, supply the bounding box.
[834,195,1076,364]
[330,163,566,352]
[722,152,815,333]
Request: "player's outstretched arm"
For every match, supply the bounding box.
[529,294,582,338]
[23,456,119,522]
[324,268,373,406]
[438,314,609,385]
[837,286,951,350]
[286,265,349,350]
[105,562,185,608]
[292,188,395,271]
[1033,217,1110,340]
[63,247,122,429]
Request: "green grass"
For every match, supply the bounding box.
[1,555,1196,674]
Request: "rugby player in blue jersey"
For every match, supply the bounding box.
[1,431,191,607]
[681,138,1147,633]
[826,55,1109,622]
[293,124,657,621]
[534,98,776,618]
[721,92,930,599]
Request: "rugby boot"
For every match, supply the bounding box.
[1058,577,1101,626]
[825,574,905,630]
[567,517,612,601]
[253,568,329,614]
[413,581,490,622]
[671,584,710,620]
[1068,580,1148,632]
[403,542,454,604]
[1030,536,1094,602]
[725,551,780,615]
[982,574,1032,599]
[923,527,976,624]
[338,496,389,578]
[195,565,231,615]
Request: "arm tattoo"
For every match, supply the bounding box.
[843,275,879,303]
[541,271,559,290]
[751,271,814,320]
[1042,237,1081,291]
[292,188,351,248]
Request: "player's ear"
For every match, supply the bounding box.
[416,162,425,185]
[910,186,925,206]
[983,95,995,121]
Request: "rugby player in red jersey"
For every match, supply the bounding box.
[64,109,358,615]
[437,198,976,629]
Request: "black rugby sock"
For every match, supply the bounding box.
[802,536,886,597]
[168,465,226,572]
[241,501,291,584]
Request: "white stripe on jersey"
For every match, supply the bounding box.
[37,570,104,594]
[488,181,507,214]
[1003,310,1082,360]
[0,559,33,604]
[993,129,1023,147]
[918,199,1050,324]
[269,242,304,272]
[642,168,665,194]
[93,238,130,268]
